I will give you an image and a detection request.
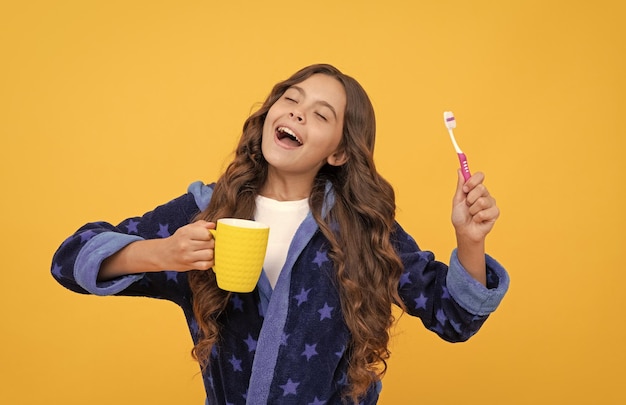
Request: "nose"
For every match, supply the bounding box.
[288,111,305,123]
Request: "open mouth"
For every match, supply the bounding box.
[276,126,303,147]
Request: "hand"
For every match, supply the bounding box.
[160,220,216,271]
[451,170,499,244]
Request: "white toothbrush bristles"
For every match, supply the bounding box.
[443,111,456,129]
[443,111,462,154]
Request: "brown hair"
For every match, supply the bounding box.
[189,64,406,402]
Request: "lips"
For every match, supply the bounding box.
[276,126,303,147]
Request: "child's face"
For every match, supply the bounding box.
[262,74,347,179]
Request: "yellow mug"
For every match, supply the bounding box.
[208,218,269,293]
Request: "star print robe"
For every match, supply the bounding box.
[51,181,510,405]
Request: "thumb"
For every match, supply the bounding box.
[452,169,467,206]
[195,219,216,229]
[192,220,216,240]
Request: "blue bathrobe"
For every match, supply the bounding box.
[51,181,509,405]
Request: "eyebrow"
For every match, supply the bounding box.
[289,85,338,119]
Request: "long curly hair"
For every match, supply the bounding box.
[189,64,406,402]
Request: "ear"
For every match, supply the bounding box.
[327,149,348,166]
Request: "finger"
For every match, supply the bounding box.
[194,220,216,230]
[185,247,215,269]
[188,238,215,252]
[194,246,216,270]
[471,204,500,224]
[192,260,215,271]
[463,171,486,194]
[193,247,214,261]
[468,195,496,216]
[190,220,216,241]
[466,184,490,206]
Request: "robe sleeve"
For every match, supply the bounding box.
[394,223,509,342]
[50,182,214,303]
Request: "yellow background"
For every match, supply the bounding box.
[1,1,624,404]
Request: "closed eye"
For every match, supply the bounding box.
[315,112,327,121]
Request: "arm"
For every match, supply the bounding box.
[452,170,500,286]
[98,220,216,281]
[394,169,508,341]
[51,182,215,297]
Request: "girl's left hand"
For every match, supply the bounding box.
[451,170,500,243]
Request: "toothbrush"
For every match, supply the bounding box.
[443,111,471,182]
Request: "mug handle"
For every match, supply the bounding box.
[208,229,218,274]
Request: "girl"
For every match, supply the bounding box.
[52,64,509,404]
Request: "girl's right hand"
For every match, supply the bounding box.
[161,220,216,271]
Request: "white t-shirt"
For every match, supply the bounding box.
[254,195,310,288]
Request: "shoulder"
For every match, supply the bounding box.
[187,181,216,211]
[391,221,422,252]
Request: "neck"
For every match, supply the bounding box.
[260,170,313,201]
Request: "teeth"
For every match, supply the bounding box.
[278,126,295,136]
[277,126,302,145]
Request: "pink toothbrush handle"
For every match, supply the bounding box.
[457,153,471,181]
